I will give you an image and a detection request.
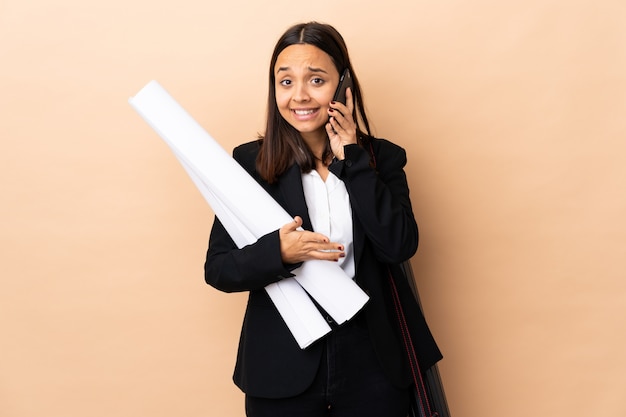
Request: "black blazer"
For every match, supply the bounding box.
[205,138,442,399]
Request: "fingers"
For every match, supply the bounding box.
[345,85,355,112]
[279,217,346,263]
[328,88,357,148]
[280,216,303,234]
[301,240,346,262]
[329,87,354,118]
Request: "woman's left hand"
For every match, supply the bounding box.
[326,87,357,160]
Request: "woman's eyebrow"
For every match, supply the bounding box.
[275,66,329,74]
[307,66,328,74]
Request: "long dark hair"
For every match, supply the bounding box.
[257,22,372,183]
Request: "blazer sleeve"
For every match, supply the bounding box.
[328,140,419,263]
[203,145,297,293]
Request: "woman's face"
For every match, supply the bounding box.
[274,44,340,143]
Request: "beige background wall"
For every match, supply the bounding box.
[1,1,625,416]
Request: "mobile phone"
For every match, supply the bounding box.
[332,68,353,105]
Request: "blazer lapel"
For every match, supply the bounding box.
[276,164,313,231]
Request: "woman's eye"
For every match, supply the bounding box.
[279,79,291,86]
[311,78,324,85]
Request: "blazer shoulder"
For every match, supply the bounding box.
[368,137,408,167]
[232,139,262,173]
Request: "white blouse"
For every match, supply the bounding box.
[301,170,355,279]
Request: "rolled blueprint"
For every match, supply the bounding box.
[129,80,369,348]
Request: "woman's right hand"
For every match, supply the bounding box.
[279,216,345,264]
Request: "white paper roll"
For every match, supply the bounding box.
[129,80,369,348]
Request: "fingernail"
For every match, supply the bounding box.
[330,101,336,105]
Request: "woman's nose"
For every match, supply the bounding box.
[292,83,310,102]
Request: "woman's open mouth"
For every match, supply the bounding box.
[292,108,319,120]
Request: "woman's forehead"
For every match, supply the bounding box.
[274,44,335,74]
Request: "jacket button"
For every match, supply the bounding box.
[345,160,353,167]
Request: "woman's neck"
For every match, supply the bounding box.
[301,130,328,159]
[301,131,331,181]
[315,159,330,182]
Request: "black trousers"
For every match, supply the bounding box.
[245,314,410,417]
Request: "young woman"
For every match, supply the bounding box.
[205,22,442,417]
